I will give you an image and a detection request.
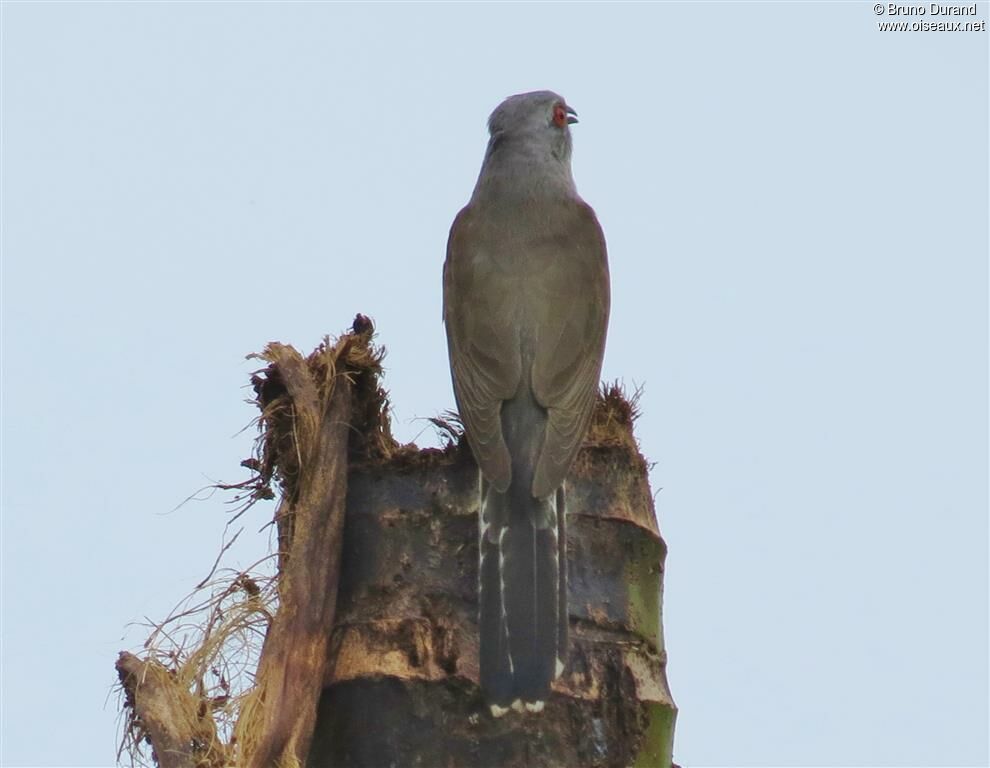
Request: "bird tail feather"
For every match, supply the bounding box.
[479,480,565,706]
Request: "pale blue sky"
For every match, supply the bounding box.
[1,2,987,766]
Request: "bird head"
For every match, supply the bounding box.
[486,90,578,164]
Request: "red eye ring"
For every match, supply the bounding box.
[552,104,568,127]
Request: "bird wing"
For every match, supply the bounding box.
[444,204,520,492]
[530,201,610,498]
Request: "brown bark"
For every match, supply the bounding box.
[115,651,221,768]
[238,338,356,768]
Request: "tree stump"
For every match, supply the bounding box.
[115,320,676,768]
[308,388,676,768]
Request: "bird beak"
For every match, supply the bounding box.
[566,106,579,125]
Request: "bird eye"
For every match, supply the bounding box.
[552,104,567,127]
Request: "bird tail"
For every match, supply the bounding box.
[479,479,567,709]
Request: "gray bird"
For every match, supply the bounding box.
[443,91,610,714]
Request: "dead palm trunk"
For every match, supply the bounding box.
[116,318,676,768]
